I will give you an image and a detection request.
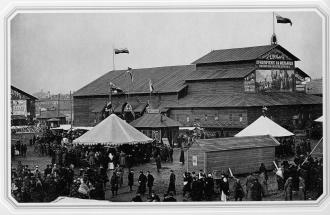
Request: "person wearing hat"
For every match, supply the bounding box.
[128,170,134,192]
[147,171,154,196]
[167,170,176,195]
[110,171,119,197]
[204,173,214,200]
[137,170,147,195]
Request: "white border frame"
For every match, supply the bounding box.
[0,0,329,214]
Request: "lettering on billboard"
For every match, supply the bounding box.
[256,60,294,69]
[12,100,27,116]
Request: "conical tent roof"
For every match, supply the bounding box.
[73,114,152,145]
[235,116,294,137]
[315,115,323,122]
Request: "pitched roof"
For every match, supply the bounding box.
[11,86,38,100]
[186,64,255,81]
[163,92,322,108]
[295,67,310,78]
[193,135,280,152]
[192,44,299,65]
[74,65,196,97]
[37,110,66,119]
[130,113,182,128]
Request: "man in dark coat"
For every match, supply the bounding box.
[204,174,214,200]
[191,177,203,201]
[147,171,154,196]
[250,178,263,201]
[179,148,185,165]
[128,170,134,191]
[167,170,176,195]
[155,154,161,173]
[137,171,147,195]
[110,172,118,197]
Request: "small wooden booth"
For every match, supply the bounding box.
[130,113,182,147]
[187,135,280,175]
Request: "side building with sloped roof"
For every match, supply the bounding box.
[73,44,322,137]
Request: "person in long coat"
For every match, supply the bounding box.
[233,178,244,201]
[167,170,176,195]
[179,148,185,165]
[137,171,147,195]
[250,178,263,201]
[155,154,161,173]
[110,172,118,197]
[147,171,154,196]
[128,170,134,191]
[284,177,293,201]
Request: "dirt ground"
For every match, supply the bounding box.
[11,134,323,202]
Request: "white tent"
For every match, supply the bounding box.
[235,116,294,137]
[73,114,152,145]
[315,115,323,122]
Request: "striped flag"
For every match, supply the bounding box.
[149,79,154,93]
[126,67,133,82]
[114,48,129,54]
[276,14,292,26]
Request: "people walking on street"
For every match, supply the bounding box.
[128,170,134,192]
[167,170,176,195]
[147,171,154,196]
[137,171,147,195]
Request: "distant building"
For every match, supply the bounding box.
[11,86,38,126]
[73,44,322,137]
[36,110,67,127]
[35,93,73,123]
[306,79,322,97]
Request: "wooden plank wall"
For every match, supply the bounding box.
[206,147,275,175]
[187,148,206,173]
[247,104,323,127]
[73,93,179,126]
[169,108,248,128]
[187,80,244,95]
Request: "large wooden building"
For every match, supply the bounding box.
[73,44,322,136]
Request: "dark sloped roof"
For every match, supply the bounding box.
[192,44,299,64]
[186,64,255,81]
[11,86,38,100]
[37,111,66,119]
[164,92,322,108]
[130,113,182,128]
[306,79,322,95]
[193,135,280,152]
[74,65,196,97]
[295,67,310,78]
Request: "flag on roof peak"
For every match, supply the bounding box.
[114,48,129,54]
[276,14,292,26]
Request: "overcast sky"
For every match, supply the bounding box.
[11,11,323,94]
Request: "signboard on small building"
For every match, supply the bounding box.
[12,100,27,116]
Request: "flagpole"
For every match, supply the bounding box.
[273,12,275,35]
[112,47,115,71]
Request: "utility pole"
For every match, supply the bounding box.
[70,90,73,128]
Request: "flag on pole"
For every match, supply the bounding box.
[149,79,154,93]
[276,14,292,26]
[126,67,133,82]
[114,48,129,54]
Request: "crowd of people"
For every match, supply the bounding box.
[11,127,323,203]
